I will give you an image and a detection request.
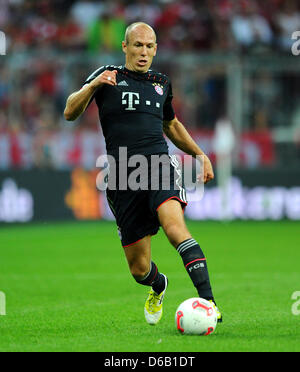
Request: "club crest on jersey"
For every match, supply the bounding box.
[153,83,163,96]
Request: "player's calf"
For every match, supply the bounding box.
[133,261,166,296]
[177,238,214,302]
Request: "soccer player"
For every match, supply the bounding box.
[64,22,222,324]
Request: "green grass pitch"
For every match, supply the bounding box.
[0,220,299,352]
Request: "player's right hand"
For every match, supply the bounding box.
[90,70,118,88]
[197,154,214,184]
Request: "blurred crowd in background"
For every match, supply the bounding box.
[0,0,300,170]
[1,0,300,54]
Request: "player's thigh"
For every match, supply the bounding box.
[157,199,191,247]
[123,235,152,277]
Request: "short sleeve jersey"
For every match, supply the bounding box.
[83,65,175,157]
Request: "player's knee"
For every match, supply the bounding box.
[129,261,150,281]
[163,221,190,248]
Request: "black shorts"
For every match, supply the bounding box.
[106,154,187,247]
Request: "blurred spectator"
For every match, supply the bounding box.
[276,0,300,52]
[87,3,126,53]
[0,0,10,28]
[0,66,9,111]
[189,1,220,51]
[70,0,104,30]
[35,61,58,97]
[156,0,203,50]
[125,0,161,26]
[231,0,273,52]
[57,15,85,50]
[250,71,281,129]
[20,85,41,132]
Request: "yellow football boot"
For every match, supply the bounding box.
[209,300,223,323]
[144,274,168,325]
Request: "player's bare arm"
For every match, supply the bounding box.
[64,69,118,121]
[163,116,214,183]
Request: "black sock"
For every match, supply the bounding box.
[177,238,214,301]
[134,261,167,295]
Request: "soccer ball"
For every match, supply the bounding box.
[175,297,217,335]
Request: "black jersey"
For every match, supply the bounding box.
[83,65,175,158]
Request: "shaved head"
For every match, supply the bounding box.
[125,22,157,45]
[122,22,157,73]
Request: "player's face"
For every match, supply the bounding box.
[122,26,157,73]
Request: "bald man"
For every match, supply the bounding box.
[64,22,222,325]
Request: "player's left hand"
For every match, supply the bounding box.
[197,154,214,184]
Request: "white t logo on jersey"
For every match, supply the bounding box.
[122,92,140,111]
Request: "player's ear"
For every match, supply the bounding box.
[122,41,127,54]
[153,43,157,56]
